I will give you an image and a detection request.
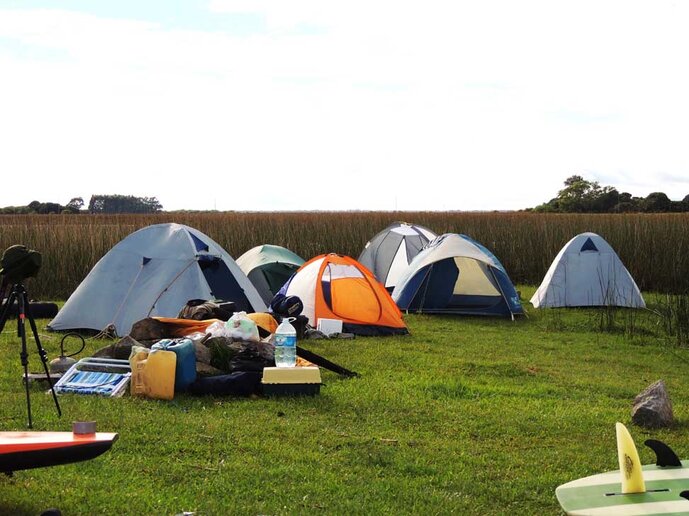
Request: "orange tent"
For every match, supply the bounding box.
[279,254,409,336]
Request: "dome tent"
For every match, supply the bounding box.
[530,232,645,308]
[392,233,523,318]
[49,223,266,337]
[358,222,437,291]
[236,244,305,305]
[277,253,409,336]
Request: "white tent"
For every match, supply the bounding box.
[49,223,266,336]
[358,222,437,291]
[530,232,645,308]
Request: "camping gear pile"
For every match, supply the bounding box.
[99,303,317,399]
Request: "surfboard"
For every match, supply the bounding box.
[0,431,118,474]
[556,423,689,515]
[556,461,689,515]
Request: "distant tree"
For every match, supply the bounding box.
[590,186,620,212]
[0,205,30,214]
[534,175,619,213]
[65,197,84,213]
[141,196,163,213]
[643,192,672,212]
[26,200,62,214]
[41,202,62,214]
[88,194,163,214]
[682,194,689,211]
[530,177,689,213]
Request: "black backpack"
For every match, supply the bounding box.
[0,245,42,283]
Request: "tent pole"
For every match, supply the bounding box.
[296,346,358,377]
[417,264,434,314]
[146,259,197,317]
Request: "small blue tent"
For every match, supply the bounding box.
[391,233,523,318]
[49,223,266,336]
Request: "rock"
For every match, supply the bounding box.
[93,335,142,359]
[632,380,674,428]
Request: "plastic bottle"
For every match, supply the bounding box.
[274,317,297,367]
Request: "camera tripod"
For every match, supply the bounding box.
[0,282,61,428]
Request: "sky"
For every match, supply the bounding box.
[1,1,688,212]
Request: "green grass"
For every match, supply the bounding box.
[2,287,689,515]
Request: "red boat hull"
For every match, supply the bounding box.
[0,432,118,473]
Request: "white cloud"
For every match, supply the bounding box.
[0,2,687,211]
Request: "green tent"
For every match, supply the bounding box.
[236,245,305,305]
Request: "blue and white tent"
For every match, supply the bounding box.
[358,222,437,292]
[49,223,266,336]
[391,233,523,318]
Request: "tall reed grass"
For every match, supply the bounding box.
[1,212,688,299]
[653,292,689,347]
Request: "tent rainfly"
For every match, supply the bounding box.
[48,223,266,336]
[236,244,305,305]
[358,221,437,292]
[392,233,523,318]
[530,232,646,308]
[277,253,409,336]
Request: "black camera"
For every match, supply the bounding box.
[0,245,42,283]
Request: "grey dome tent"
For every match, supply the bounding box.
[392,233,523,318]
[358,222,437,292]
[236,244,305,305]
[530,232,646,308]
[48,223,266,337]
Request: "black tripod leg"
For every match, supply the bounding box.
[16,291,34,428]
[22,292,62,418]
[0,288,14,334]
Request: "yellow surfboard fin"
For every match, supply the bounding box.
[616,422,646,494]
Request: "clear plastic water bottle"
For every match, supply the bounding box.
[274,317,297,367]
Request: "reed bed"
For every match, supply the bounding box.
[1,212,688,299]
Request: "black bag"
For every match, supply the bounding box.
[178,299,235,321]
[189,372,262,396]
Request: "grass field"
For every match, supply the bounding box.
[1,286,688,515]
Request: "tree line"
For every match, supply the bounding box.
[529,175,689,213]
[0,195,163,214]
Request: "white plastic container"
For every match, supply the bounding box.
[274,317,297,368]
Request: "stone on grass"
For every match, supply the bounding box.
[632,380,674,429]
